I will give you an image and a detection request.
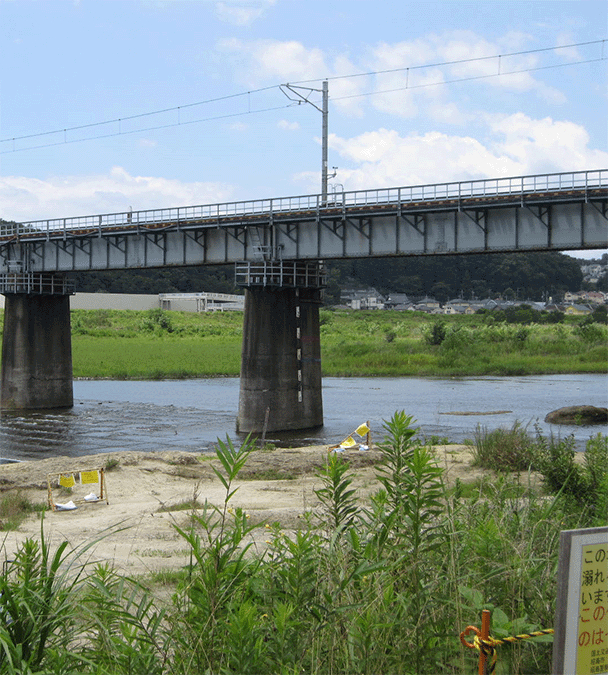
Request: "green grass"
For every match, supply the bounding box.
[157,499,205,512]
[239,468,297,480]
[0,491,45,530]
[3,307,606,379]
[72,335,242,378]
[472,422,535,472]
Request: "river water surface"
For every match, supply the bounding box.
[0,374,606,462]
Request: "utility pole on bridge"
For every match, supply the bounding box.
[280,80,330,202]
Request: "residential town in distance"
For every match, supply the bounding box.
[339,259,608,316]
[338,288,606,315]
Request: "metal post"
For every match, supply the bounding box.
[479,609,491,675]
[322,80,328,204]
[280,80,330,205]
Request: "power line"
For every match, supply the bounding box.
[331,56,607,103]
[289,38,607,84]
[1,39,605,154]
[0,85,279,144]
[0,103,298,155]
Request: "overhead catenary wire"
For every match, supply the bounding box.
[288,38,607,84]
[0,85,280,144]
[0,38,605,154]
[330,56,607,103]
[0,103,300,155]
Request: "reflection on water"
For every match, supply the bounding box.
[0,374,606,461]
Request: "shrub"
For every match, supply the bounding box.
[423,320,447,345]
[0,492,43,530]
[319,309,334,326]
[315,452,358,531]
[574,317,606,342]
[532,429,608,525]
[591,305,608,323]
[472,422,535,472]
[140,308,173,333]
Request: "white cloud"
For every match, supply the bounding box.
[228,122,249,132]
[218,38,366,115]
[0,167,234,223]
[367,32,566,110]
[220,38,327,83]
[487,113,608,173]
[313,114,608,192]
[214,1,276,27]
[554,32,582,61]
[278,119,300,131]
[221,31,569,120]
[327,129,520,190]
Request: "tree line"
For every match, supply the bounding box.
[67,251,583,304]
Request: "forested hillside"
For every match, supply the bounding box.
[69,266,238,295]
[323,251,583,303]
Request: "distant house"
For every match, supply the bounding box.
[384,293,410,309]
[444,304,475,315]
[564,290,607,305]
[586,291,606,304]
[564,304,592,316]
[415,297,441,310]
[340,288,385,310]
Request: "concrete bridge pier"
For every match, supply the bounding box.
[236,261,326,433]
[1,274,74,410]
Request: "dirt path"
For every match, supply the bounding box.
[0,444,485,576]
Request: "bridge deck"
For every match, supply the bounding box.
[1,170,606,272]
[2,170,606,244]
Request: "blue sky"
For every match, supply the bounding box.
[1,0,606,260]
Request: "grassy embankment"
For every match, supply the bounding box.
[1,307,606,378]
[72,307,606,378]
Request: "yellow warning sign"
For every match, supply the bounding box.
[59,474,75,488]
[577,542,608,675]
[80,470,100,485]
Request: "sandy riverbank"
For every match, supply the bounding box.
[0,444,492,576]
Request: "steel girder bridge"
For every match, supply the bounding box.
[0,169,606,425]
[0,169,606,277]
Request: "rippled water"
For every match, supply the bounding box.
[0,374,605,461]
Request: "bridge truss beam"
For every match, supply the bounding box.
[1,172,605,274]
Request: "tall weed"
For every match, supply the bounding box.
[532,429,608,525]
[472,422,535,472]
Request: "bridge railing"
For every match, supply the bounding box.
[8,169,607,241]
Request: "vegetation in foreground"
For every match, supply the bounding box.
[0,417,606,675]
[2,307,604,379]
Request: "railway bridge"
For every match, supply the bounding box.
[1,169,606,432]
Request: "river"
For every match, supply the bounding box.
[0,374,605,462]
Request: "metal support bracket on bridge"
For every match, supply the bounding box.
[0,272,75,296]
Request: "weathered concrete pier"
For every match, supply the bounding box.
[0,273,74,410]
[236,260,325,432]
